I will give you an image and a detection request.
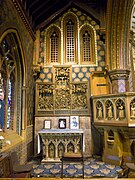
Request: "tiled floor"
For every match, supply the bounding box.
[31,157,123,178]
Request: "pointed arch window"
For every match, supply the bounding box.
[0,32,23,134]
[83,30,91,62]
[66,19,75,63]
[46,27,61,65]
[80,26,96,65]
[63,14,78,64]
[50,31,59,63]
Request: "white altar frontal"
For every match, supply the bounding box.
[37,129,84,162]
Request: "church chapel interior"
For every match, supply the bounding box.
[1,0,135,178]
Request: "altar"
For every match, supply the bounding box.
[37,129,84,161]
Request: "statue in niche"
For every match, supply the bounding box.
[106,100,114,120]
[116,99,125,120]
[118,105,125,119]
[107,105,113,118]
[130,100,135,118]
[96,101,103,119]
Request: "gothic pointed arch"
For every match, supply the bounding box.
[0,29,25,134]
[62,12,78,64]
[46,25,61,65]
[80,24,97,65]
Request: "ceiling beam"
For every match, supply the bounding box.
[29,0,39,8]
[35,1,72,30]
[34,0,62,21]
[31,0,51,15]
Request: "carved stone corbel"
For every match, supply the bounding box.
[32,64,41,80]
[109,69,130,81]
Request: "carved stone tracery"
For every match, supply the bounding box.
[94,93,135,125]
[41,132,82,160]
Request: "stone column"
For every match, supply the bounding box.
[109,69,130,93]
[55,143,58,159]
[45,141,49,160]
[106,0,133,94]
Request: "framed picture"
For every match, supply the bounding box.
[70,116,79,129]
[59,119,66,129]
[44,120,51,129]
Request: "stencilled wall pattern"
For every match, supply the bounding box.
[33,4,107,159]
[36,7,105,84]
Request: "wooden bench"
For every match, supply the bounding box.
[61,152,84,178]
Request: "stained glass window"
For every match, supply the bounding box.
[0,32,23,134]
[7,79,12,129]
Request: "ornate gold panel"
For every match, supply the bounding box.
[36,83,54,114]
[35,66,89,115]
[71,83,88,109]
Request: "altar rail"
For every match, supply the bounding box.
[92,92,135,127]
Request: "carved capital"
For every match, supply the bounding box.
[108,69,130,81]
